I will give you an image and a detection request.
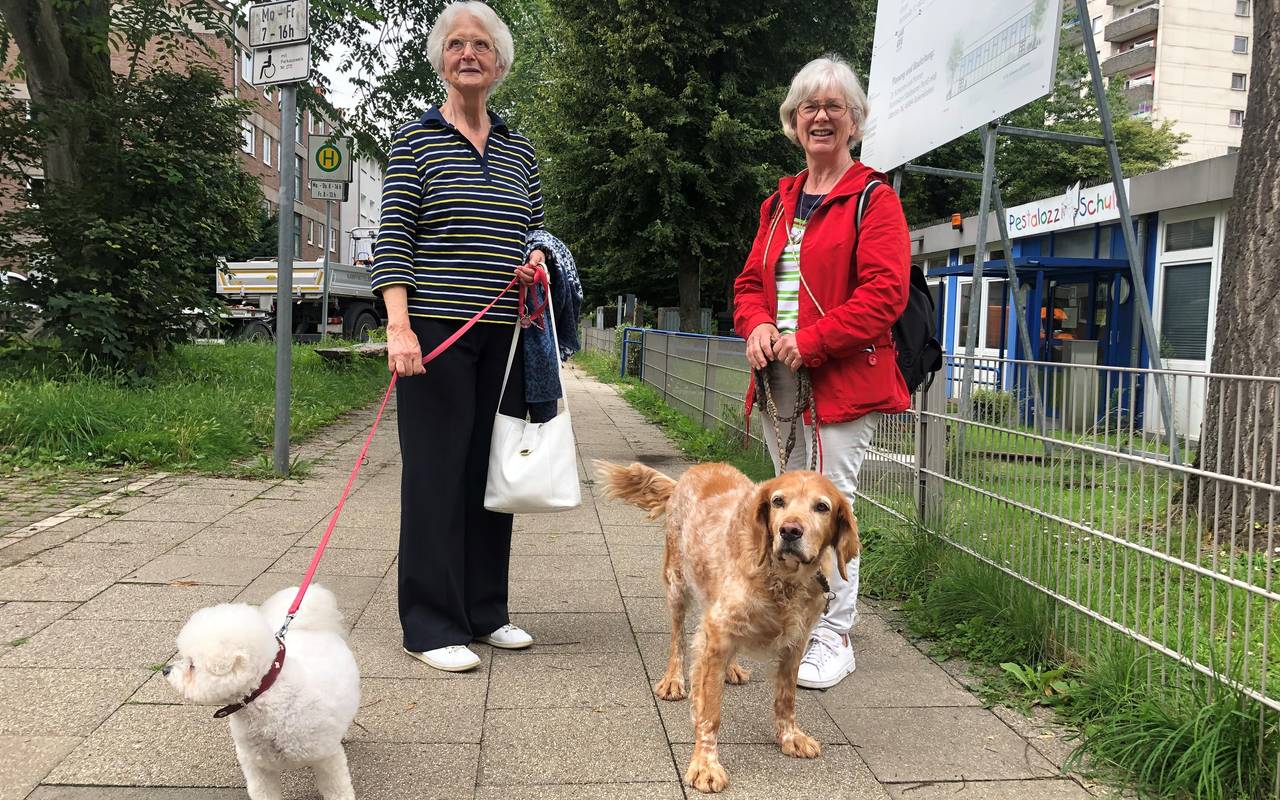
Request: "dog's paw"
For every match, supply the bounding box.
[724,662,751,685]
[655,674,687,701]
[685,757,729,793]
[780,730,822,759]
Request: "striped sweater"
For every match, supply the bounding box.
[371,106,545,324]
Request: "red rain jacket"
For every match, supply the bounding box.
[733,162,911,424]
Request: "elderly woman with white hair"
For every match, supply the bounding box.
[371,1,546,673]
[733,55,911,690]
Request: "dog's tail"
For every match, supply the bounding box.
[259,584,347,640]
[593,460,676,520]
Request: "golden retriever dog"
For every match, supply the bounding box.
[594,460,858,794]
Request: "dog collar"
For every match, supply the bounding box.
[214,637,287,719]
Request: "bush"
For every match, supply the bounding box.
[971,389,1015,425]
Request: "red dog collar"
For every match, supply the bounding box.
[214,637,287,718]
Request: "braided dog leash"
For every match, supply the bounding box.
[753,366,819,472]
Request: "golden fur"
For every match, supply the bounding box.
[594,460,859,794]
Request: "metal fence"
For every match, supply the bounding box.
[607,328,1280,775]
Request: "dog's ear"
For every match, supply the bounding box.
[754,481,774,566]
[830,495,859,581]
[204,652,245,677]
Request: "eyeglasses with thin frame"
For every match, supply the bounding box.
[797,100,849,120]
[446,37,493,55]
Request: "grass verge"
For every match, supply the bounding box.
[861,522,1280,800]
[0,340,389,473]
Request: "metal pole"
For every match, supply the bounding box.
[1074,0,1179,462]
[992,181,1051,441]
[959,122,998,422]
[321,199,332,342]
[273,86,298,475]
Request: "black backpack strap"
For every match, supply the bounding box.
[855,179,884,235]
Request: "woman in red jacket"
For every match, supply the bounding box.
[733,54,911,690]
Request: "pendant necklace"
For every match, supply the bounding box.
[788,189,828,246]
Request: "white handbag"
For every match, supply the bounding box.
[483,285,582,513]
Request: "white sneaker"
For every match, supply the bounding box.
[477,623,533,650]
[796,629,855,689]
[404,645,481,672]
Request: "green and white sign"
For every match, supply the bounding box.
[308,136,352,182]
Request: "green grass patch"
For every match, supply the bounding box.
[0,341,389,472]
[574,349,774,481]
[7,637,29,647]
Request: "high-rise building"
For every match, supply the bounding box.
[1070,0,1254,164]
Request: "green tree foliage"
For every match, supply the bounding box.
[517,1,873,328]
[0,68,262,373]
[899,13,1186,224]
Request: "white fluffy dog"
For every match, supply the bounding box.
[165,585,360,800]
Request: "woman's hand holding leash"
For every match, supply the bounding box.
[774,332,802,371]
[516,248,546,286]
[746,323,781,369]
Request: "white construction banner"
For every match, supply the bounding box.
[860,0,1061,172]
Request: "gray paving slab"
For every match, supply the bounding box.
[127,669,182,704]
[121,554,274,586]
[487,650,652,710]
[270,545,397,577]
[512,513,604,535]
[27,789,243,800]
[72,520,206,546]
[66,583,239,622]
[509,553,615,582]
[508,578,624,613]
[655,678,846,745]
[296,522,400,550]
[0,736,82,800]
[817,618,981,709]
[350,677,486,743]
[623,596,673,633]
[0,619,175,669]
[507,612,637,653]
[474,784,684,800]
[884,779,1094,799]
[169,527,303,559]
[671,743,890,799]
[836,706,1059,783]
[0,563,122,602]
[116,503,235,524]
[283,742,478,800]
[480,707,674,785]
[354,585,398,629]
[235,572,381,625]
[43,704,243,787]
[0,601,78,642]
[24,541,167,574]
[510,532,609,556]
[0,668,150,735]
[214,502,330,535]
[603,524,665,548]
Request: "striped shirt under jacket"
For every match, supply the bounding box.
[371,106,545,324]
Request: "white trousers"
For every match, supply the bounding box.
[761,362,879,637]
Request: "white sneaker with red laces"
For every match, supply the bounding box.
[796,628,855,689]
[478,623,533,650]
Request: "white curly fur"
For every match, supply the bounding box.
[166,585,360,800]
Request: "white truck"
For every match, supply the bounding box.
[216,228,385,341]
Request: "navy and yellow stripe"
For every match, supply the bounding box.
[371,105,545,324]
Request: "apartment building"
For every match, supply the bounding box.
[339,156,383,266]
[1070,0,1254,164]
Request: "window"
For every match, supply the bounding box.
[1233,36,1248,54]
[1160,263,1211,360]
[306,219,314,245]
[295,112,304,143]
[1236,0,1250,16]
[262,133,273,166]
[958,283,972,347]
[1127,73,1154,88]
[1053,229,1095,258]
[1129,34,1155,49]
[240,121,254,155]
[985,280,1008,349]
[330,226,337,253]
[264,86,274,102]
[293,213,302,258]
[295,154,304,198]
[1091,15,1102,33]
[1231,73,1247,91]
[1229,109,1245,127]
[1164,217,1214,252]
[240,50,252,84]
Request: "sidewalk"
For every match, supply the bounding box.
[1,366,1102,799]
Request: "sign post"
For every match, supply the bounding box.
[249,0,310,476]
[309,135,353,342]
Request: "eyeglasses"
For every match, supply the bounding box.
[797,101,849,120]
[446,38,492,55]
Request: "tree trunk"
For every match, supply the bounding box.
[0,0,113,190]
[678,260,700,333]
[1196,0,1279,547]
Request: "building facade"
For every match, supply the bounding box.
[339,156,383,266]
[912,153,1236,438]
[1073,0,1254,164]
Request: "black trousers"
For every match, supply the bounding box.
[396,317,526,652]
